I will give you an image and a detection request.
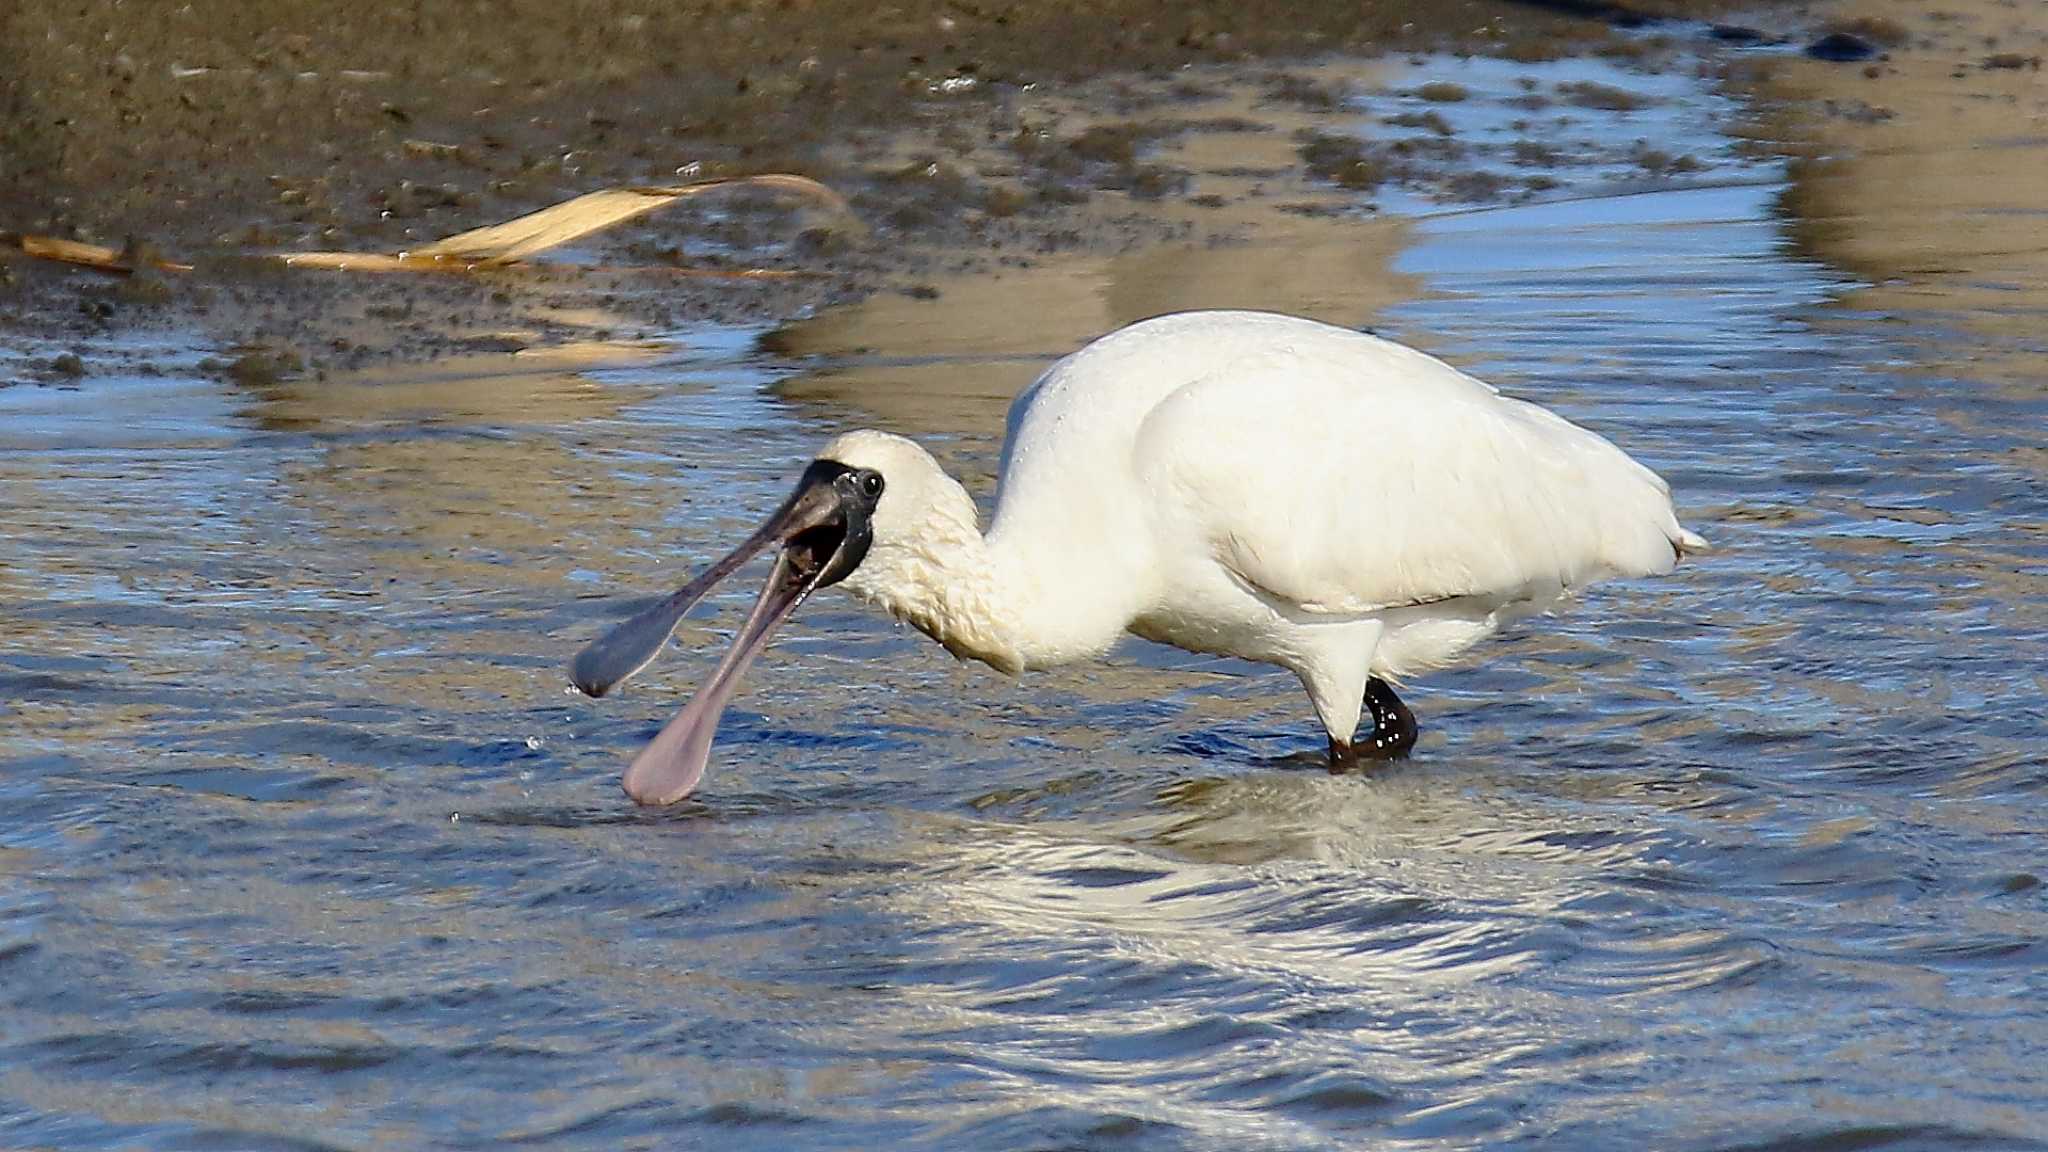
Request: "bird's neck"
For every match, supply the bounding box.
[844,477,1143,674]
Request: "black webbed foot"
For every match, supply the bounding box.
[1327,677,1417,773]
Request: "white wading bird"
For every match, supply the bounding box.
[573,310,1705,805]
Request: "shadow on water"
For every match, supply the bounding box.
[3,30,2047,1152]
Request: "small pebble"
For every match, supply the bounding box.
[1805,32,1878,63]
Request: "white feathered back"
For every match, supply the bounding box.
[1005,311,1698,619]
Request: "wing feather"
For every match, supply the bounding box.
[1134,330,1691,617]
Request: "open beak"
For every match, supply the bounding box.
[570,460,877,805]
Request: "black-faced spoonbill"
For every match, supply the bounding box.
[573,310,1705,804]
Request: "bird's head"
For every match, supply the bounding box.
[813,429,981,610]
[569,429,969,806]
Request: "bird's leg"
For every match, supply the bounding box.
[1328,677,1417,772]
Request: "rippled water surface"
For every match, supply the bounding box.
[4,52,2047,1152]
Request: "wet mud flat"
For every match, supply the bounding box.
[0,0,1792,374]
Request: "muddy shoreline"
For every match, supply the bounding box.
[0,0,1810,377]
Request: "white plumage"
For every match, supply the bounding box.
[824,309,1702,757]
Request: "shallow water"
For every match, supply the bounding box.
[5,51,2048,1152]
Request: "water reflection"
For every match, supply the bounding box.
[770,209,1416,442]
[1753,1,2048,398]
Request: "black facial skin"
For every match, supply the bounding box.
[790,461,881,590]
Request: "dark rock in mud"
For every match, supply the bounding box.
[1500,0,1663,28]
[1709,24,1767,44]
[1805,33,1880,63]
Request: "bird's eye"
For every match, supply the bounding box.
[860,471,884,499]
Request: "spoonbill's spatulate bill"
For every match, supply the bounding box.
[573,310,1705,804]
